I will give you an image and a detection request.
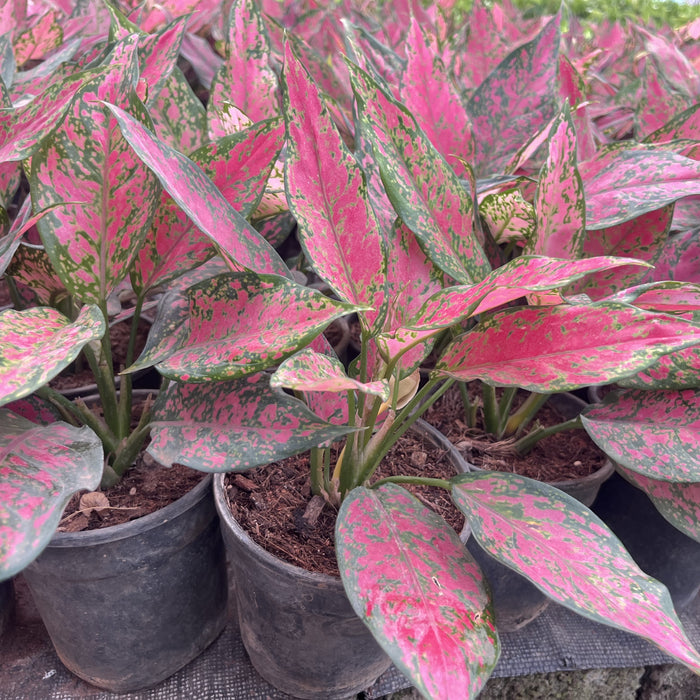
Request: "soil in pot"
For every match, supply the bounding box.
[22,451,228,693]
[217,423,466,700]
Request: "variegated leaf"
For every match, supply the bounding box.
[148,66,207,154]
[148,374,355,472]
[468,15,560,176]
[0,413,103,580]
[583,146,700,230]
[271,348,390,400]
[451,472,700,672]
[581,389,700,482]
[31,40,162,304]
[527,103,585,259]
[155,272,358,382]
[105,103,289,278]
[645,228,700,285]
[0,66,108,162]
[436,303,700,391]
[347,59,490,285]
[138,16,187,106]
[0,305,105,405]
[0,198,55,276]
[337,484,499,700]
[132,118,284,295]
[283,44,387,330]
[571,205,673,300]
[374,220,444,373]
[617,348,700,390]
[480,189,535,245]
[616,467,700,543]
[6,243,66,306]
[13,10,63,65]
[208,0,279,139]
[646,102,700,144]
[400,18,474,176]
[409,256,648,331]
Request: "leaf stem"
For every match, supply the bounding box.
[371,475,452,490]
[512,416,583,454]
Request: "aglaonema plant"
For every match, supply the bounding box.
[127,42,700,698]
[0,16,355,580]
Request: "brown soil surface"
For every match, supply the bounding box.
[224,428,466,578]
[424,383,607,482]
[58,455,204,532]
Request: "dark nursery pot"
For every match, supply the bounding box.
[465,393,614,631]
[22,474,228,692]
[0,578,14,637]
[593,471,700,612]
[214,420,463,700]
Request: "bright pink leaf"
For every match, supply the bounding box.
[436,303,700,391]
[581,388,700,482]
[283,44,387,327]
[452,472,700,672]
[0,413,103,579]
[337,484,499,700]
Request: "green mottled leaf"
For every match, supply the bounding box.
[148,373,355,472]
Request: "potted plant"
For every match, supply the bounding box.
[0,4,324,690]
[2,1,700,698]
[102,28,700,696]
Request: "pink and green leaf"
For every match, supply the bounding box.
[571,205,673,299]
[644,228,700,285]
[154,272,358,382]
[0,413,103,580]
[582,146,700,229]
[347,59,490,285]
[615,467,700,543]
[12,10,63,66]
[208,0,279,140]
[30,39,162,305]
[148,373,355,472]
[271,348,390,400]
[400,18,474,176]
[409,256,648,331]
[451,472,700,672]
[337,484,499,700]
[283,44,387,329]
[479,190,535,245]
[527,103,586,259]
[0,65,108,162]
[581,389,700,482]
[467,14,560,176]
[436,303,700,392]
[105,103,289,278]
[138,16,188,106]
[148,66,207,154]
[0,305,105,405]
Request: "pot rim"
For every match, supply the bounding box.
[214,418,469,585]
[46,472,212,549]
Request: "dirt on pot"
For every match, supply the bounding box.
[224,429,465,578]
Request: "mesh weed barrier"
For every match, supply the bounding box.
[1,576,698,700]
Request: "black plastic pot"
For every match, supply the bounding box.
[214,420,464,700]
[593,472,700,612]
[22,474,228,692]
[0,578,14,637]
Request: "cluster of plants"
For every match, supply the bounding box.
[1,0,700,696]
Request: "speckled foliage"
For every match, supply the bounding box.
[0,412,103,578]
[337,484,499,699]
[451,472,700,672]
